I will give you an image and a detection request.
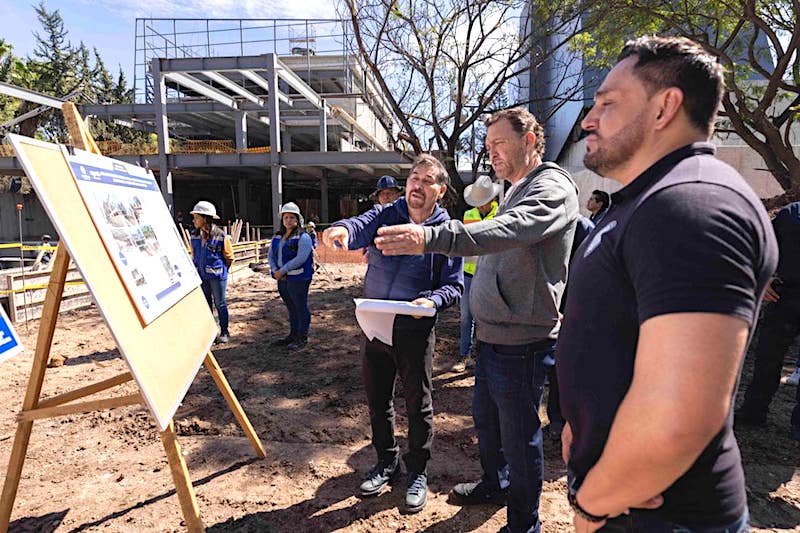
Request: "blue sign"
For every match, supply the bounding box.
[0,306,23,363]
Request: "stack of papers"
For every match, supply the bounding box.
[354,298,436,346]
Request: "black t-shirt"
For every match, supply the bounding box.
[556,143,778,525]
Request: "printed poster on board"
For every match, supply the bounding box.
[62,147,201,324]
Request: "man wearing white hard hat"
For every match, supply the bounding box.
[190,200,235,343]
[454,175,501,373]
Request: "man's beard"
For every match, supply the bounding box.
[584,111,647,177]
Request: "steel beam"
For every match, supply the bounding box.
[201,71,264,106]
[164,72,238,109]
[0,81,63,108]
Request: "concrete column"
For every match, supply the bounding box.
[151,58,173,210]
[266,54,283,231]
[319,101,328,152]
[284,131,292,153]
[234,111,248,150]
[237,177,248,220]
[320,173,329,223]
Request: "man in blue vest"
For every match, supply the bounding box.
[322,154,463,515]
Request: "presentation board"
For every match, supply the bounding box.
[8,134,217,430]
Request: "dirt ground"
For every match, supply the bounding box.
[0,263,798,532]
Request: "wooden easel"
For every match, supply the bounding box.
[0,103,265,533]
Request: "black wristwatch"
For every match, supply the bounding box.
[568,490,609,523]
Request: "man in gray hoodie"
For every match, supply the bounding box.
[375,108,578,533]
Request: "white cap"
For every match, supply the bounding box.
[464,175,502,207]
[190,200,220,219]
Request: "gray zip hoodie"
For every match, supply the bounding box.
[424,162,579,344]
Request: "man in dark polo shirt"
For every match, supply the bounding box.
[557,36,778,532]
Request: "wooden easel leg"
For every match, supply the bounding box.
[203,353,266,458]
[159,420,205,533]
[0,248,70,531]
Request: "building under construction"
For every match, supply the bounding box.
[0,18,416,238]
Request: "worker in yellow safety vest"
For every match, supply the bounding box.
[453,175,502,372]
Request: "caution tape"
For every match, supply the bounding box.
[0,280,86,296]
[0,243,58,251]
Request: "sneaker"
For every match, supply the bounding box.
[215,333,230,344]
[734,407,767,427]
[272,335,295,346]
[287,336,308,350]
[783,368,800,386]
[359,459,400,496]
[405,472,428,513]
[452,480,507,506]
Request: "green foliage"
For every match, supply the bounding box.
[572,0,800,194]
[2,2,140,143]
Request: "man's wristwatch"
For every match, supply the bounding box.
[568,490,609,523]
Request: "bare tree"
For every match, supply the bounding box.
[341,0,594,209]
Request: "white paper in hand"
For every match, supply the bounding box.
[354,298,436,346]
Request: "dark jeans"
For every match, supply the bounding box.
[740,300,800,416]
[363,315,436,474]
[599,508,750,532]
[277,278,311,338]
[543,353,564,431]
[201,277,229,335]
[473,339,552,533]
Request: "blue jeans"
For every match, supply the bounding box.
[277,278,311,338]
[473,340,552,533]
[201,277,228,335]
[459,275,474,357]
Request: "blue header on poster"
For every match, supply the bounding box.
[69,161,158,192]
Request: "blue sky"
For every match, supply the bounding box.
[1,0,339,81]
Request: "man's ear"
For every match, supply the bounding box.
[438,184,447,201]
[524,131,536,148]
[654,87,684,130]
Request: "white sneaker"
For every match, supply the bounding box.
[783,368,800,386]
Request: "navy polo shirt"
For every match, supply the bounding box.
[557,143,778,525]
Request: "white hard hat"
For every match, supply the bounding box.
[464,175,502,207]
[280,202,304,226]
[190,200,219,219]
[306,221,316,228]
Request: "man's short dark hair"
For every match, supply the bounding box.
[411,153,449,186]
[618,36,725,136]
[485,107,546,158]
[592,190,610,209]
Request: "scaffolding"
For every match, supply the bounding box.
[134,18,351,104]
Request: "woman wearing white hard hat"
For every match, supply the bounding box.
[268,202,314,350]
[190,200,234,343]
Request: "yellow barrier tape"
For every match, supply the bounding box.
[0,243,58,251]
[0,280,85,296]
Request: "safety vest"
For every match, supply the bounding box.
[270,233,314,280]
[463,201,498,276]
[191,224,229,281]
